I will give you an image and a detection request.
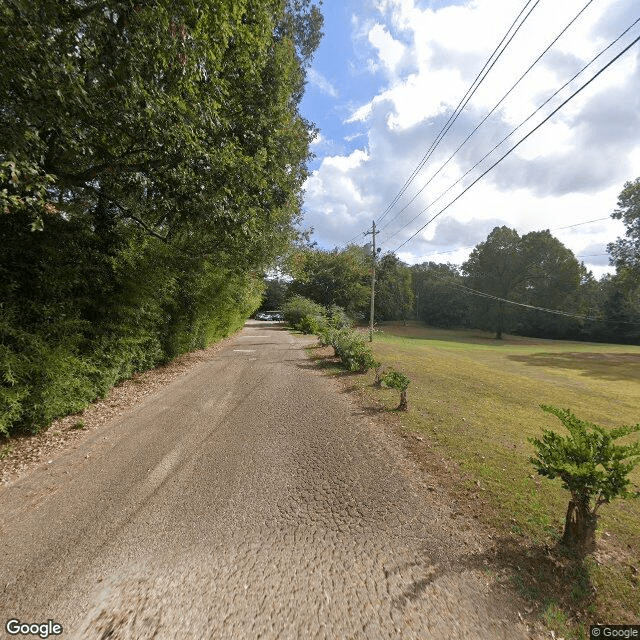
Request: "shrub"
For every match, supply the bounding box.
[282,295,327,333]
[529,405,640,556]
[331,327,379,372]
[297,313,325,335]
[382,369,411,410]
[326,305,352,329]
[281,298,376,372]
[318,324,337,348]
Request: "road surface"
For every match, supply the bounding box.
[0,321,533,639]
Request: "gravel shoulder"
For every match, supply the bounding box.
[1,322,542,639]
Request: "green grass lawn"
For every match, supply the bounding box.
[346,322,640,636]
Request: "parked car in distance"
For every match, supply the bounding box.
[255,311,283,321]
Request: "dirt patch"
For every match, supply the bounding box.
[0,334,237,488]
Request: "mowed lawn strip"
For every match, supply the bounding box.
[355,323,640,629]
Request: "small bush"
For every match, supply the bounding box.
[529,405,640,555]
[331,327,379,372]
[297,313,325,335]
[282,298,376,372]
[318,324,337,347]
[283,295,327,333]
[326,305,351,329]
[382,369,411,410]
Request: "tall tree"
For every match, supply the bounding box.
[287,246,370,318]
[462,227,525,339]
[515,231,585,339]
[0,0,324,435]
[1,0,319,264]
[411,262,469,328]
[608,177,640,278]
[374,254,413,323]
[462,226,584,339]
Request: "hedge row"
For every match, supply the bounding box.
[283,296,378,372]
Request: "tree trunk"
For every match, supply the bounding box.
[561,496,597,556]
[495,300,505,339]
[397,389,408,411]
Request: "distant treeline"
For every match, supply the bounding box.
[0,0,323,435]
[263,179,640,345]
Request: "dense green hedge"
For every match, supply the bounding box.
[0,214,263,436]
[284,296,378,373]
[0,1,324,436]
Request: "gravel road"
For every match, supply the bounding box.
[0,321,535,639]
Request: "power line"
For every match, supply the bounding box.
[454,283,599,320]
[391,29,640,254]
[554,216,610,230]
[452,283,640,325]
[378,0,597,237]
[409,216,613,260]
[376,0,541,225]
[382,18,640,247]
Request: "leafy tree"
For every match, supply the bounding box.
[462,227,584,339]
[260,278,289,311]
[288,245,370,318]
[0,0,324,435]
[597,276,640,344]
[411,262,470,328]
[462,227,525,339]
[375,253,413,323]
[529,405,640,556]
[514,231,585,339]
[601,178,640,344]
[608,177,640,278]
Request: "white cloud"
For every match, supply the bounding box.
[367,23,406,75]
[307,68,338,97]
[302,0,640,277]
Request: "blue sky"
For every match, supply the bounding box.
[298,0,640,277]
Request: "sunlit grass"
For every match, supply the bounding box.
[351,322,640,631]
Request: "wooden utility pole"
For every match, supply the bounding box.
[364,220,378,342]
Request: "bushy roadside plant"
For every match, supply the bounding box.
[382,369,411,411]
[284,298,378,372]
[326,305,352,329]
[331,327,379,373]
[529,405,640,556]
[282,295,327,333]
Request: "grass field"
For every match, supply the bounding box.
[328,322,640,637]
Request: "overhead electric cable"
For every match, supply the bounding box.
[452,283,640,326]
[382,17,640,246]
[376,0,541,225]
[390,28,640,253]
[378,0,596,236]
[414,216,614,259]
[553,216,610,230]
[453,283,601,321]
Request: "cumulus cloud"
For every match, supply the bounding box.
[307,68,338,97]
[367,23,406,75]
[301,0,640,274]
